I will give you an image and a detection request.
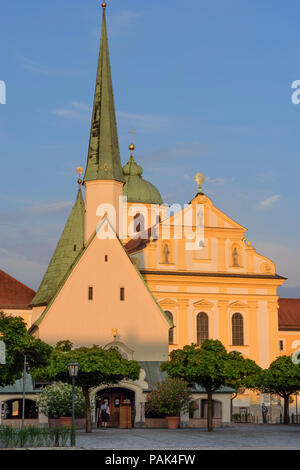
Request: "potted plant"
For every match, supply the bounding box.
[36,382,86,428]
[145,378,192,429]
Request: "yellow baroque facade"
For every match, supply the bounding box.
[2,3,300,425]
[127,192,285,369]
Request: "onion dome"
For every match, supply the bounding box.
[123,143,163,205]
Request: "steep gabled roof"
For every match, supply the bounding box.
[0,270,36,309]
[31,188,85,307]
[30,217,173,332]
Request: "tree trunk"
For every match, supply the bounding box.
[82,386,92,433]
[207,390,213,432]
[283,396,290,425]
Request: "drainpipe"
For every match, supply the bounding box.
[231,393,238,422]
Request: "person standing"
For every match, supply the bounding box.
[262,403,268,424]
[100,400,110,429]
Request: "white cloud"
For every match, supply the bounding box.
[206,176,226,185]
[147,142,208,162]
[0,248,46,290]
[109,10,143,37]
[52,102,91,120]
[24,201,73,216]
[20,57,57,76]
[255,242,300,288]
[117,111,172,131]
[258,194,280,209]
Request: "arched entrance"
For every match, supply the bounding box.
[96,387,135,428]
[3,399,38,420]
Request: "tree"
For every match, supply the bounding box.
[31,341,141,432]
[0,313,52,387]
[255,355,300,424]
[161,340,260,432]
[145,378,192,418]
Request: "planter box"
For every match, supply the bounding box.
[189,418,222,428]
[48,418,61,428]
[1,419,39,428]
[145,418,167,429]
[166,416,180,429]
[48,418,86,429]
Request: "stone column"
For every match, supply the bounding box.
[218,300,229,348]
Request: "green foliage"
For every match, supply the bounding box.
[32,343,141,389]
[257,356,300,398]
[145,378,192,417]
[188,400,199,418]
[32,341,141,432]
[161,340,260,393]
[0,313,52,387]
[161,340,261,431]
[0,426,71,448]
[36,382,86,418]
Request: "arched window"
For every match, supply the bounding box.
[134,213,145,233]
[165,311,174,345]
[197,312,209,345]
[232,313,244,346]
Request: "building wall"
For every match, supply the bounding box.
[37,227,170,362]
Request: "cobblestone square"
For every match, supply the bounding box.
[75,424,300,450]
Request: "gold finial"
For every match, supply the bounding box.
[195,173,205,193]
[102,2,107,9]
[128,129,136,157]
[76,166,84,186]
[112,328,118,341]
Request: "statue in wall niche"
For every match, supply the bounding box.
[163,243,170,264]
[232,247,239,267]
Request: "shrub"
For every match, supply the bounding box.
[145,378,193,418]
[36,382,85,419]
[0,425,71,448]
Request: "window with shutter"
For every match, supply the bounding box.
[197,312,209,345]
[232,313,244,346]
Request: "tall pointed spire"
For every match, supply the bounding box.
[84,2,124,183]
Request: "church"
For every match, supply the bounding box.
[1,2,299,428]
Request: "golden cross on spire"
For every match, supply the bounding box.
[129,129,136,145]
[128,129,136,157]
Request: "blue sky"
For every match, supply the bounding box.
[0,0,299,295]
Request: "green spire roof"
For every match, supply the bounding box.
[123,153,163,205]
[84,5,124,183]
[31,187,85,307]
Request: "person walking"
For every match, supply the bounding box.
[262,403,268,424]
[100,400,110,429]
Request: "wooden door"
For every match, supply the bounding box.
[97,388,135,428]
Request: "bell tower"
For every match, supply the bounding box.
[84,2,124,242]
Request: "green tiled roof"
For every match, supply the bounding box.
[84,6,124,184]
[139,362,236,394]
[31,188,85,307]
[0,374,40,394]
[139,361,168,391]
[123,155,163,205]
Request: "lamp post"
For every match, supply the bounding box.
[68,362,79,447]
[21,355,27,430]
